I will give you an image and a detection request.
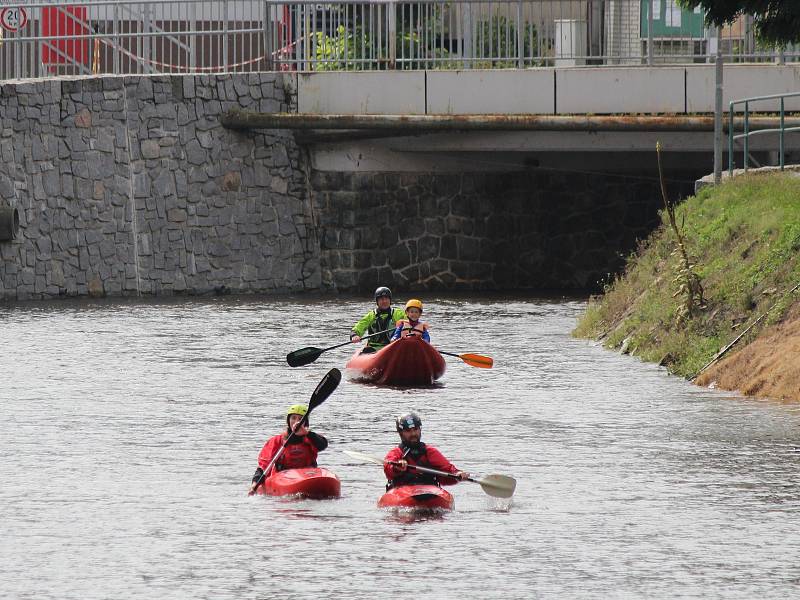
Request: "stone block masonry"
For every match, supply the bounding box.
[0,74,318,301]
[0,73,697,300]
[311,170,695,291]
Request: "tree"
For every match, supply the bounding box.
[678,1,800,45]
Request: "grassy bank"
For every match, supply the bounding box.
[573,172,800,388]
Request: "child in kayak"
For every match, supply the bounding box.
[384,412,468,489]
[248,403,329,495]
[390,299,430,343]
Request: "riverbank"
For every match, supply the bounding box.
[573,171,800,402]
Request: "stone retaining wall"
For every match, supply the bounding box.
[0,73,316,301]
[312,170,694,291]
[0,73,695,301]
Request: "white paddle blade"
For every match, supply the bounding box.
[343,449,385,466]
[478,474,516,498]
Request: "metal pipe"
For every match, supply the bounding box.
[728,101,735,175]
[647,0,653,66]
[221,110,800,132]
[744,101,750,172]
[780,97,785,170]
[713,26,723,185]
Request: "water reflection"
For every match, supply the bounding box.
[383,509,449,526]
[269,506,353,521]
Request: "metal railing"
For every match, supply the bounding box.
[269,0,800,71]
[0,0,270,78]
[728,92,800,175]
[0,0,798,79]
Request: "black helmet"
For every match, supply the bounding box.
[396,412,422,431]
[374,286,392,302]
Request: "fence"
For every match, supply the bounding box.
[0,0,797,79]
[729,92,800,175]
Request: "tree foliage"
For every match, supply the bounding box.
[678,1,800,45]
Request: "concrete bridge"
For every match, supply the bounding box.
[228,64,800,174]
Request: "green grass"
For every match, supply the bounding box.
[573,172,800,378]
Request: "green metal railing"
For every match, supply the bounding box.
[729,91,800,175]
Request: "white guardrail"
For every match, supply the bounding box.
[0,0,797,79]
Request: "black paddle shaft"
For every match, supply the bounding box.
[286,327,395,367]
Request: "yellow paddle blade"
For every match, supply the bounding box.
[460,353,493,368]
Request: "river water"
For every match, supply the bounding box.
[2,295,800,599]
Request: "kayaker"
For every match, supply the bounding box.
[390,299,430,342]
[384,412,469,489]
[248,403,329,495]
[350,286,406,352]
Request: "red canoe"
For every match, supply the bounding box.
[345,335,446,386]
[255,467,341,499]
[378,485,455,511]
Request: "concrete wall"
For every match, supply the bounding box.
[0,73,318,301]
[297,65,800,115]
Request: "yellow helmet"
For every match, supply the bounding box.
[405,298,423,312]
[287,404,308,418]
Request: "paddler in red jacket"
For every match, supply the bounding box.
[384,412,469,489]
[248,403,329,495]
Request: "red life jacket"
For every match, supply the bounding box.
[258,433,320,473]
[277,436,319,470]
[386,443,442,488]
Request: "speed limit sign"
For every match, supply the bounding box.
[0,7,29,32]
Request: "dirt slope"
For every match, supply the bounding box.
[695,302,800,401]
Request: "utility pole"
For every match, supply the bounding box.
[713,26,723,184]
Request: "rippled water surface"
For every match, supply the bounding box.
[3,295,800,599]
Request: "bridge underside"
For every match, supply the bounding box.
[302,131,800,177]
[217,111,800,175]
[305,129,800,174]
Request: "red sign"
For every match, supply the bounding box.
[0,7,29,32]
[42,6,90,68]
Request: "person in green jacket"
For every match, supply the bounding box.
[350,287,406,352]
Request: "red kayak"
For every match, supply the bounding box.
[345,335,446,386]
[254,467,341,499]
[378,485,454,511]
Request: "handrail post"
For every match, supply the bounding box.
[223,1,229,72]
[728,101,734,175]
[780,97,785,171]
[263,2,273,71]
[743,101,749,172]
[388,0,397,69]
[647,0,654,66]
[517,1,523,69]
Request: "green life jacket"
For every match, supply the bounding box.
[368,308,399,348]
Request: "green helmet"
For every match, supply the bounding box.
[287,404,308,417]
[286,404,308,427]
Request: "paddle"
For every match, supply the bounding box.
[249,368,342,495]
[438,351,494,369]
[343,449,516,499]
[286,328,395,367]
